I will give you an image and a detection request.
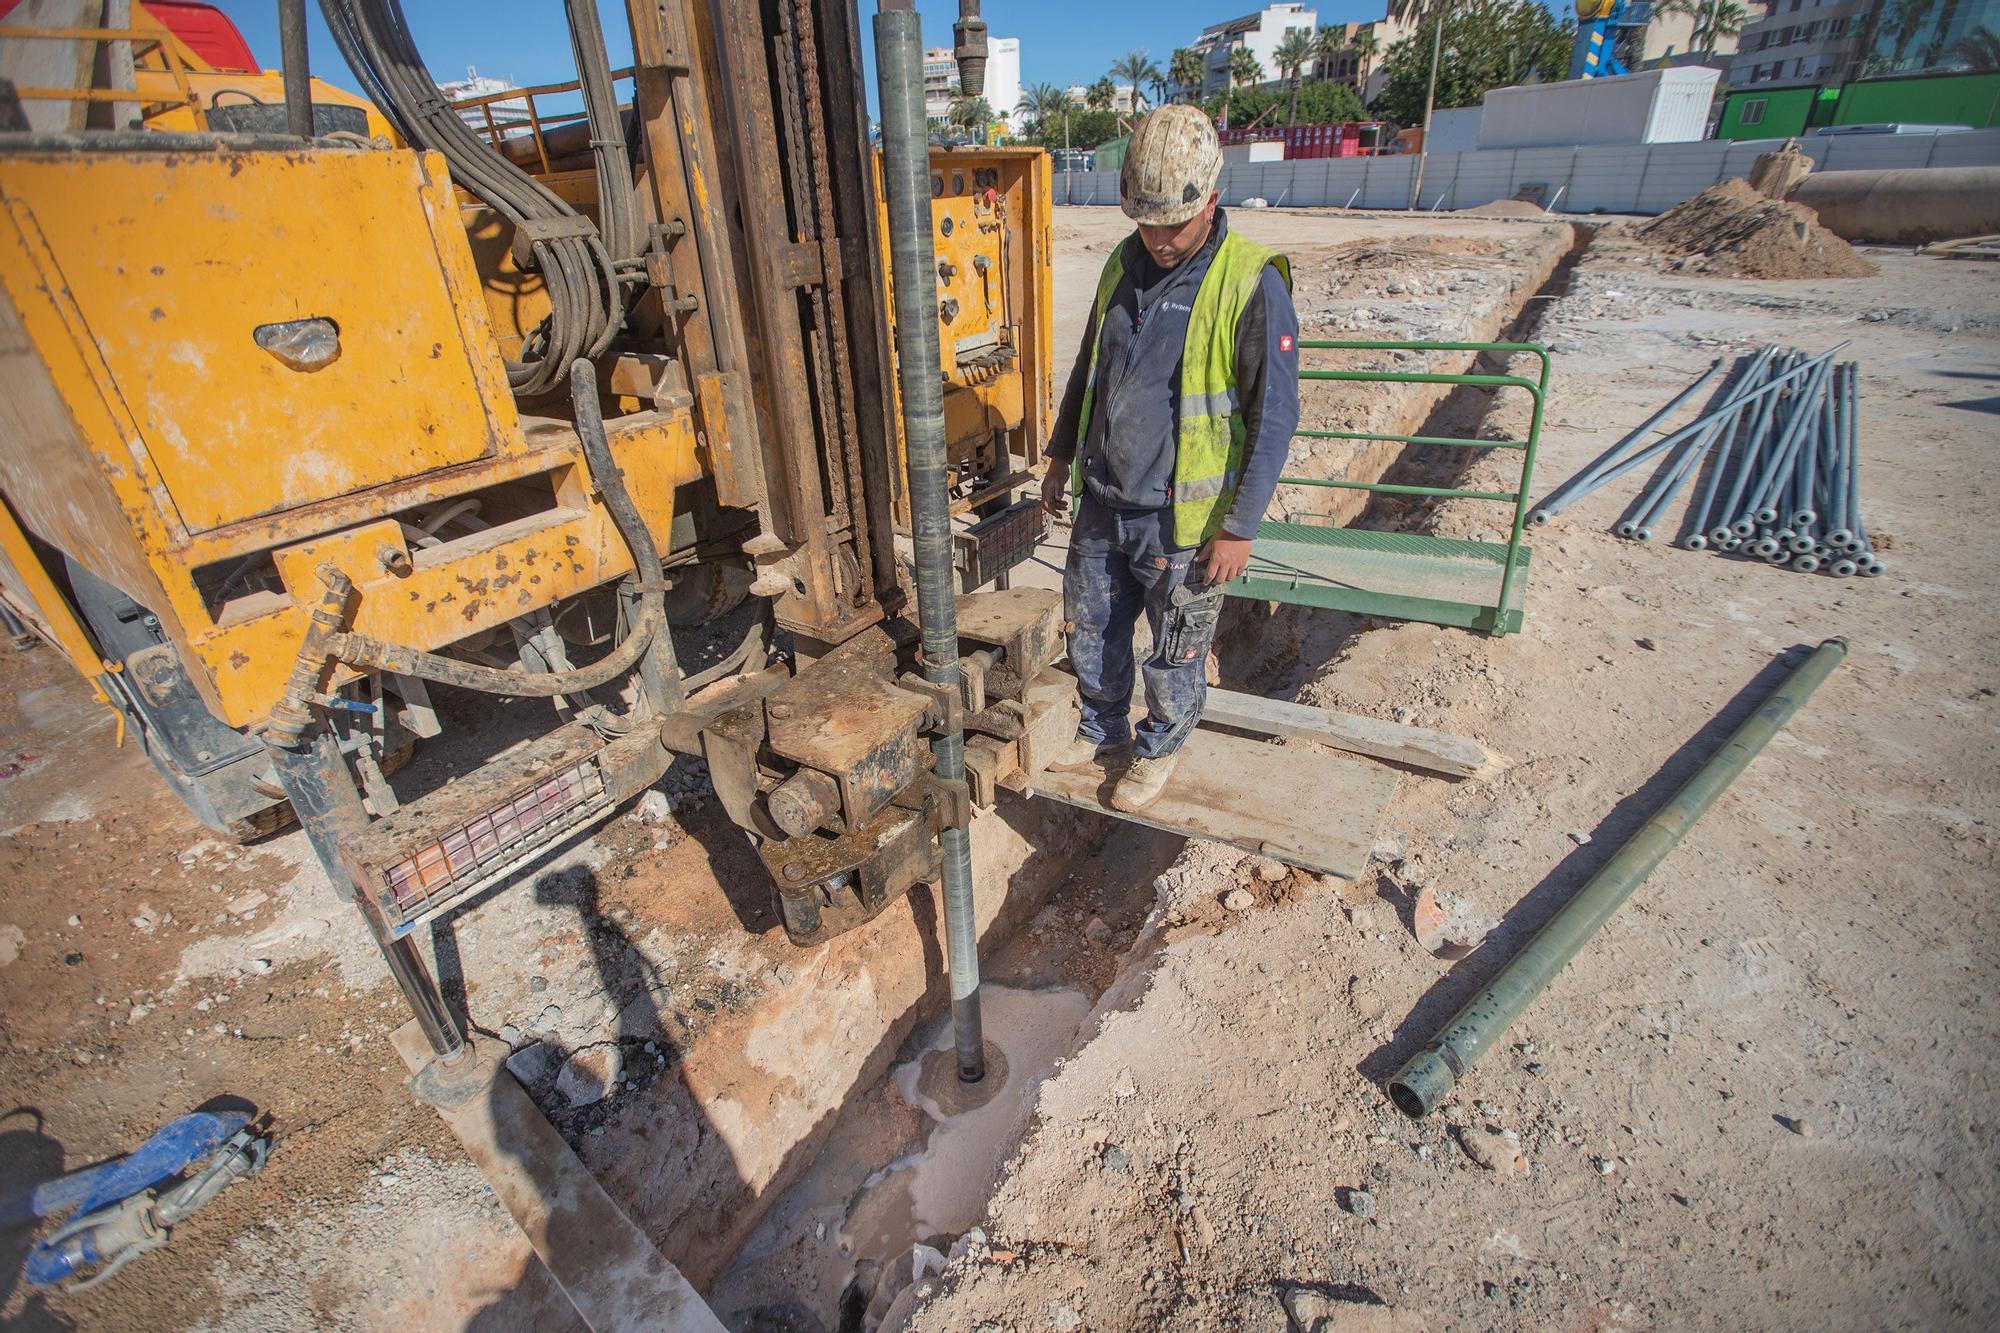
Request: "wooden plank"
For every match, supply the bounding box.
[1026,727,1396,880]
[1195,687,1509,780]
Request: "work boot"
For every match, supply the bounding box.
[1046,731,1130,773]
[1111,751,1180,812]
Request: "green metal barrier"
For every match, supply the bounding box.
[1228,339,1548,634]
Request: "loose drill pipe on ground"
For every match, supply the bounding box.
[1529,360,1726,525]
[1609,348,1837,530]
[1749,358,1832,524]
[1715,360,1788,543]
[876,3,984,1083]
[1683,368,1763,549]
[1626,419,1718,541]
[1388,638,1850,1118]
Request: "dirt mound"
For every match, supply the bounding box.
[1637,178,1876,279]
[1460,198,1548,218]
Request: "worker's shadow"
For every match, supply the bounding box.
[0,1108,76,1332]
[449,862,699,1333]
[646,754,785,935]
[1359,645,1812,1092]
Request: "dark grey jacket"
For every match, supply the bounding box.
[1046,209,1300,545]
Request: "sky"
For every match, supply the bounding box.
[210,1,1426,115]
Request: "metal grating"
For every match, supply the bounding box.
[1234,521,1532,633]
[379,759,609,927]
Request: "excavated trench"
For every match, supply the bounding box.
[695,218,1586,1331]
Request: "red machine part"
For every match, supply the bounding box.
[1217,122,1389,159]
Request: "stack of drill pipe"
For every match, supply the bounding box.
[1528,345,1880,577]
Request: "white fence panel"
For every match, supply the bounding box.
[1931,128,2000,166]
[1055,128,1996,217]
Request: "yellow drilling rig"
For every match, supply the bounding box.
[0,0,1056,1061]
[0,4,1406,1311]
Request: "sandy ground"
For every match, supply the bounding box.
[901,221,2000,1330]
[1,204,1994,1332]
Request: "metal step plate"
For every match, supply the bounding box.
[1230,521,1532,634]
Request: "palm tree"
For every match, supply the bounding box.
[1951,25,2000,69]
[1311,27,1341,81]
[1274,30,1316,124]
[1086,76,1115,111]
[1655,0,1749,57]
[1885,0,1938,67]
[947,96,993,140]
[1017,81,1071,138]
[1696,0,1748,54]
[1350,29,1379,89]
[1170,47,1204,102]
[1110,50,1164,112]
[1228,45,1263,89]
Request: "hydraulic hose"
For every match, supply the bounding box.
[564,0,642,264]
[320,0,621,398]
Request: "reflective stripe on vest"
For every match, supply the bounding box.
[1074,228,1292,549]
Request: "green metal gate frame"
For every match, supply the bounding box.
[1227,339,1549,635]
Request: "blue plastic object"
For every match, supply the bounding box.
[2,1111,248,1287]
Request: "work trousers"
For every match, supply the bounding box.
[1063,496,1225,760]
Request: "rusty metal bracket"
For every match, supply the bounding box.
[962,735,1017,810]
[511,214,600,269]
[897,670,964,737]
[901,768,972,832]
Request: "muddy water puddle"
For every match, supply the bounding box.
[715,983,1088,1330]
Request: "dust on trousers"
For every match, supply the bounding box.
[1064,496,1225,761]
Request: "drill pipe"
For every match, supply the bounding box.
[1529,361,1727,526]
[1683,350,1773,549]
[1717,354,1792,543]
[875,5,984,1082]
[1387,638,1851,1118]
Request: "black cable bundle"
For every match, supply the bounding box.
[320,0,626,398]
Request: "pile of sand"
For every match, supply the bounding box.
[1459,198,1549,218]
[1637,178,1876,279]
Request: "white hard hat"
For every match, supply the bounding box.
[1120,105,1222,226]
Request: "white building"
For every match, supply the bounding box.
[985,37,1022,129]
[925,37,1023,131]
[1065,81,1142,112]
[924,46,957,123]
[1190,3,1318,98]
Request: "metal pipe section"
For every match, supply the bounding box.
[1715,358,1787,543]
[279,0,315,140]
[1683,354,1769,548]
[952,0,989,96]
[1388,637,1850,1118]
[1529,361,1725,526]
[875,5,985,1084]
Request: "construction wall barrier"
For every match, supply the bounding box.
[1050,127,2000,216]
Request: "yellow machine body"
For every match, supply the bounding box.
[877,146,1054,523]
[0,145,700,729]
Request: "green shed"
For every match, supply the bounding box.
[1833,70,2000,129]
[1716,84,1832,140]
[1093,136,1129,172]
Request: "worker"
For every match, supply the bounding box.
[1040,105,1299,812]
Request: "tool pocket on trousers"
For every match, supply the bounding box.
[1162,583,1224,666]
